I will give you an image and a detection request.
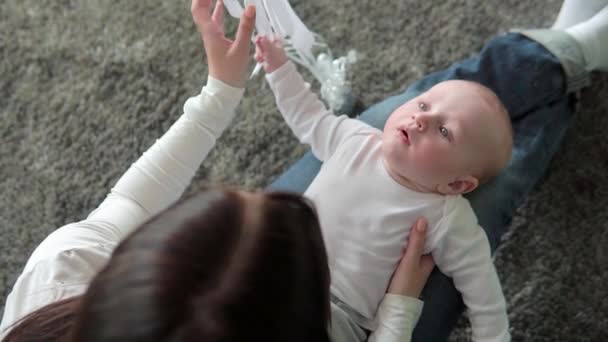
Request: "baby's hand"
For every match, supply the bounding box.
[255,35,288,73]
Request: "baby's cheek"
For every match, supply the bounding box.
[416,155,441,176]
[414,147,452,177]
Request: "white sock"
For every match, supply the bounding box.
[566,4,608,71]
[552,0,608,29]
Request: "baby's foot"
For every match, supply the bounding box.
[552,0,608,29]
[566,4,608,71]
[254,36,288,74]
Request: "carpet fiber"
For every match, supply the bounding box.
[1,0,607,340]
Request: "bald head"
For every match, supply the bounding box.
[381,79,513,194]
[448,80,513,183]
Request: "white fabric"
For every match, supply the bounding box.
[0,77,244,338]
[331,294,424,342]
[266,61,510,341]
[369,294,424,342]
[552,0,608,29]
[565,4,608,71]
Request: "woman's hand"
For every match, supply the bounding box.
[191,0,256,87]
[387,218,435,298]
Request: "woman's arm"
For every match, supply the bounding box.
[89,0,257,238]
[368,218,435,342]
[85,78,245,240]
[0,1,257,335]
[27,0,258,262]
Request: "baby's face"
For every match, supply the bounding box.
[382,80,507,194]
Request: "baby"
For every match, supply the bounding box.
[256,37,513,341]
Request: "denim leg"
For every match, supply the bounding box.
[267,33,578,339]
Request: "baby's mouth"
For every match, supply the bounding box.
[399,129,410,145]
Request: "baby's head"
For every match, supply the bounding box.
[382,80,512,195]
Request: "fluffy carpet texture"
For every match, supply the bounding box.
[1,0,607,340]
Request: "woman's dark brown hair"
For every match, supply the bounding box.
[3,189,330,342]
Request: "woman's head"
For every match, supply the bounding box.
[5,188,330,342]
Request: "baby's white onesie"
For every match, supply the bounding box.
[266,62,510,341]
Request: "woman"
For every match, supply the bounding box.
[3,0,607,340]
[0,1,433,341]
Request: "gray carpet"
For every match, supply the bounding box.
[1,0,607,340]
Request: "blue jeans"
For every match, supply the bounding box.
[269,33,577,341]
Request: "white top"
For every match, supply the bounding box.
[267,62,510,341]
[0,76,420,342]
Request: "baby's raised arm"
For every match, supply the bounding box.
[258,36,368,162]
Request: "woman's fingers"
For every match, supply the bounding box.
[232,5,256,54]
[386,217,434,298]
[402,218,427,265]
[406,218,434,274]
[211,0,224,32]
[191,0,255,87]
[191,0,213,28]
[420,254,435,274]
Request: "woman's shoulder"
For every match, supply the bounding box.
[0,235,111,337]
[24,220,118,274]
[1,219,118,330]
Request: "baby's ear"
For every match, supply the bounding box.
[438,176,479,195]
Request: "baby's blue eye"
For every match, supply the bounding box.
[439,126,449,137]
[418,102,428,111]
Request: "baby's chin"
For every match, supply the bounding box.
[380,155,418,189]
[381,156,449,194]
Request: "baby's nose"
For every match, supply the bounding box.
[413,115,428,131]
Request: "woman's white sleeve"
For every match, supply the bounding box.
[368,294,424,342]
[85,76,244,242]
[26,75,244,268]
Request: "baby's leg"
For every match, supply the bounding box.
[268,152,321,192]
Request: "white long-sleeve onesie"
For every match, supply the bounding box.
[266,61,510,342]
